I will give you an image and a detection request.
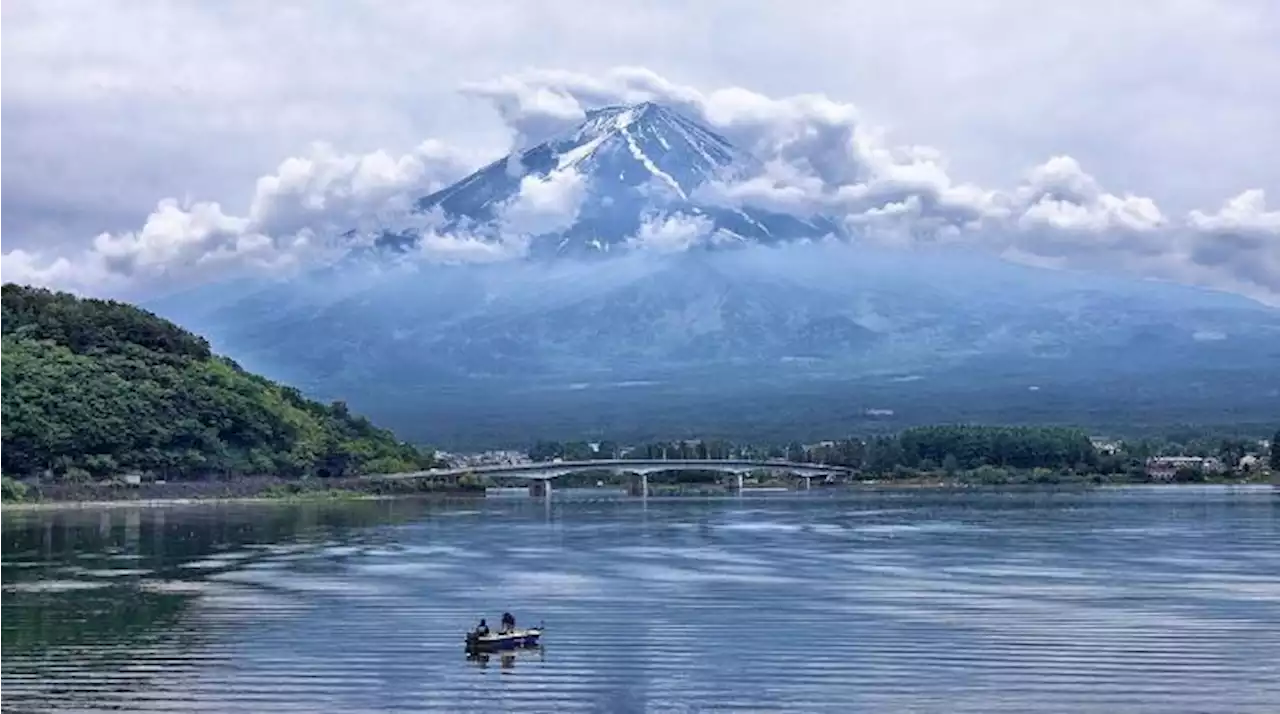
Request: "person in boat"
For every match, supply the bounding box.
[474,619,489,637]
[500,612,515,634]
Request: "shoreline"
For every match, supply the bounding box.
[4,479,1271,512]
[0,491,489,512]
[0,473,488,511]
[0,494,391,512]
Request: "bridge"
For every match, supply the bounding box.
[369,459,855,497]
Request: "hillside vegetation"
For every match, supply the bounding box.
[1,283,433,481]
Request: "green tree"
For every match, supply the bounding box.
[897,425,1096,471]
[528,441,563,462]
[704,439,735,460]
[785,441,806,462]
[865,436,903,474]
[832,439,865,468]
[561,441,595,461]
[1271,430,1280,470]
[1,476,29,502]
[594,440,620,460]
[941,453,959,475]
[1216,437,1252,467]
[1,284,431,481]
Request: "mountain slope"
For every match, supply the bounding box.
[1,284,432,480]
[151,243,1280,447]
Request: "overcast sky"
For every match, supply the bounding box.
[3,0,1278,301]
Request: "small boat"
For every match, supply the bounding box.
[464,625,544,653]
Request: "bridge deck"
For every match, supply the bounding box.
[370,459,853,481]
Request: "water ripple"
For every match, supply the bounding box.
[3,489,1278,712]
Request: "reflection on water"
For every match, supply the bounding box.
[467,647,546,671]
[3,489,1279,712]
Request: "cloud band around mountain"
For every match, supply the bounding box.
[3,66,1278,305]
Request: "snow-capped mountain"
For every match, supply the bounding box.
[147,103,1280,448]
[388,102,838,255]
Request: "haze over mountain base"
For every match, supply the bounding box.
[153,240,1280,449]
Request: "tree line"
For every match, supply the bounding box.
[2,284,434,482]
[528,424,1277,479]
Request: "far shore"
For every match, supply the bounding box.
[4,478,1272,512]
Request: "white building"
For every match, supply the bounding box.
[1090,438,1121,455]
[1145,456,1225,480]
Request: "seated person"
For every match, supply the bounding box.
[475,618,489,636]
[500,612,515,634]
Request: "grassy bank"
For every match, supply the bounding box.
[0,474,484,507]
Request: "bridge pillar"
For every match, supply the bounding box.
[735,472,744,494]
[528,480,551,499]
[802,475,812,490]
[628,473,649,498]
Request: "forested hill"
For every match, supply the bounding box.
[1,283,433,481]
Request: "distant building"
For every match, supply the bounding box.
[1090,438,1121,455]
[1238,454,1263,472]
[446,450,530,468]
[1145,456,1225,480]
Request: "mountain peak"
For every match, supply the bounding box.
[547,101,740,187]
[582,100,659,123]
[575,101,685,136]
[407,101,839,256]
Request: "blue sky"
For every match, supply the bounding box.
[2,0,1278,302]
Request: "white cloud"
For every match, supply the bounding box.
[3,58,1279,305]
[1184,190,1280,295]
[93,200,253,274]
[5,1,1278,251]
[498,169,588,236]
[464,69,1280,302]
[471,68,1011,236]
[627,213,715,253]
[460,77,587,154]
[0,140,586,295]
[248,140,476,238]
[1014,156,1167,234]
[1,249,118,294]
[415,228,528,265]
[1188,189,1280,236]
[2,141,485,297]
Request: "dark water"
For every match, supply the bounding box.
[3,487,1278,713]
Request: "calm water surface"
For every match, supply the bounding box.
[3,488,1278,713]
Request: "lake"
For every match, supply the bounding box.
[3,487,1278,713]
